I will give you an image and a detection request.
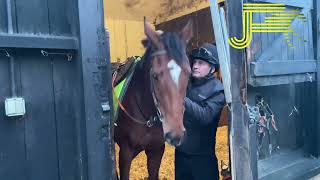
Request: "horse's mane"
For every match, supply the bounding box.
[162,32,185,64]
[137,32,185,71]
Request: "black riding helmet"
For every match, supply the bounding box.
[190,43,220,71]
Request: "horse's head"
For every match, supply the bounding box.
[144,19,193,146]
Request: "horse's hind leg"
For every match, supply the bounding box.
[145,144,165,180]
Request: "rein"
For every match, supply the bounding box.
[112,50,167,127]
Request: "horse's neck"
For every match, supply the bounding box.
[129,57,155,110]
[134,49,152,88]
[133,60,151,90]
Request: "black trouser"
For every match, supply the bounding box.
[175,150,219,180]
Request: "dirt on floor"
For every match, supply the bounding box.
[115,126,229,180]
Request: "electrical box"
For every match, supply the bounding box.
[5,97,26,117]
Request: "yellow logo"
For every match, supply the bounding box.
[228,3,307,49]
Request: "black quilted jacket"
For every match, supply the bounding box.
[176,76,225,155]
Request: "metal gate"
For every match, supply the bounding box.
[0,0,114,180]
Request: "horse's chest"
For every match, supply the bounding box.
[129,126,164,147]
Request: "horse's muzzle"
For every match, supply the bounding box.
[164,131,186,147]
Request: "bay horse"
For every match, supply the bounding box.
[114,19,193,180]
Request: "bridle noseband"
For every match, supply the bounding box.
[151,50,167,57]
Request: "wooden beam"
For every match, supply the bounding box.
[156,0,226,24]
[253,0,313,9]
[227,0,256,179]
[248,73,316,87]
[0,33,78,49]
[251,60,316,76]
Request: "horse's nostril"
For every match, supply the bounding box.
[164,132,173,142]
[165,132,182,147]
[172,138,181,147]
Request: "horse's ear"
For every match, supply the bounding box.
[180,20,193,44]
[144,17,160,48]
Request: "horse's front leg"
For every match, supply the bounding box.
[119,144,136,180]
[145,144,165,180]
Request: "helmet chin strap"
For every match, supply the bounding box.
[206,65,215,77]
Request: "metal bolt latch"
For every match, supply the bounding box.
[306,73,313,82]
[41,50,73,61]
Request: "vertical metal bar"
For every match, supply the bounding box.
[220,7,230,66]
[6,0,13,34]
[209,0,232,104]
[10,56,16,97]
[209,2,237,178]
[6,0,16,97]
[313,0,320,157]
